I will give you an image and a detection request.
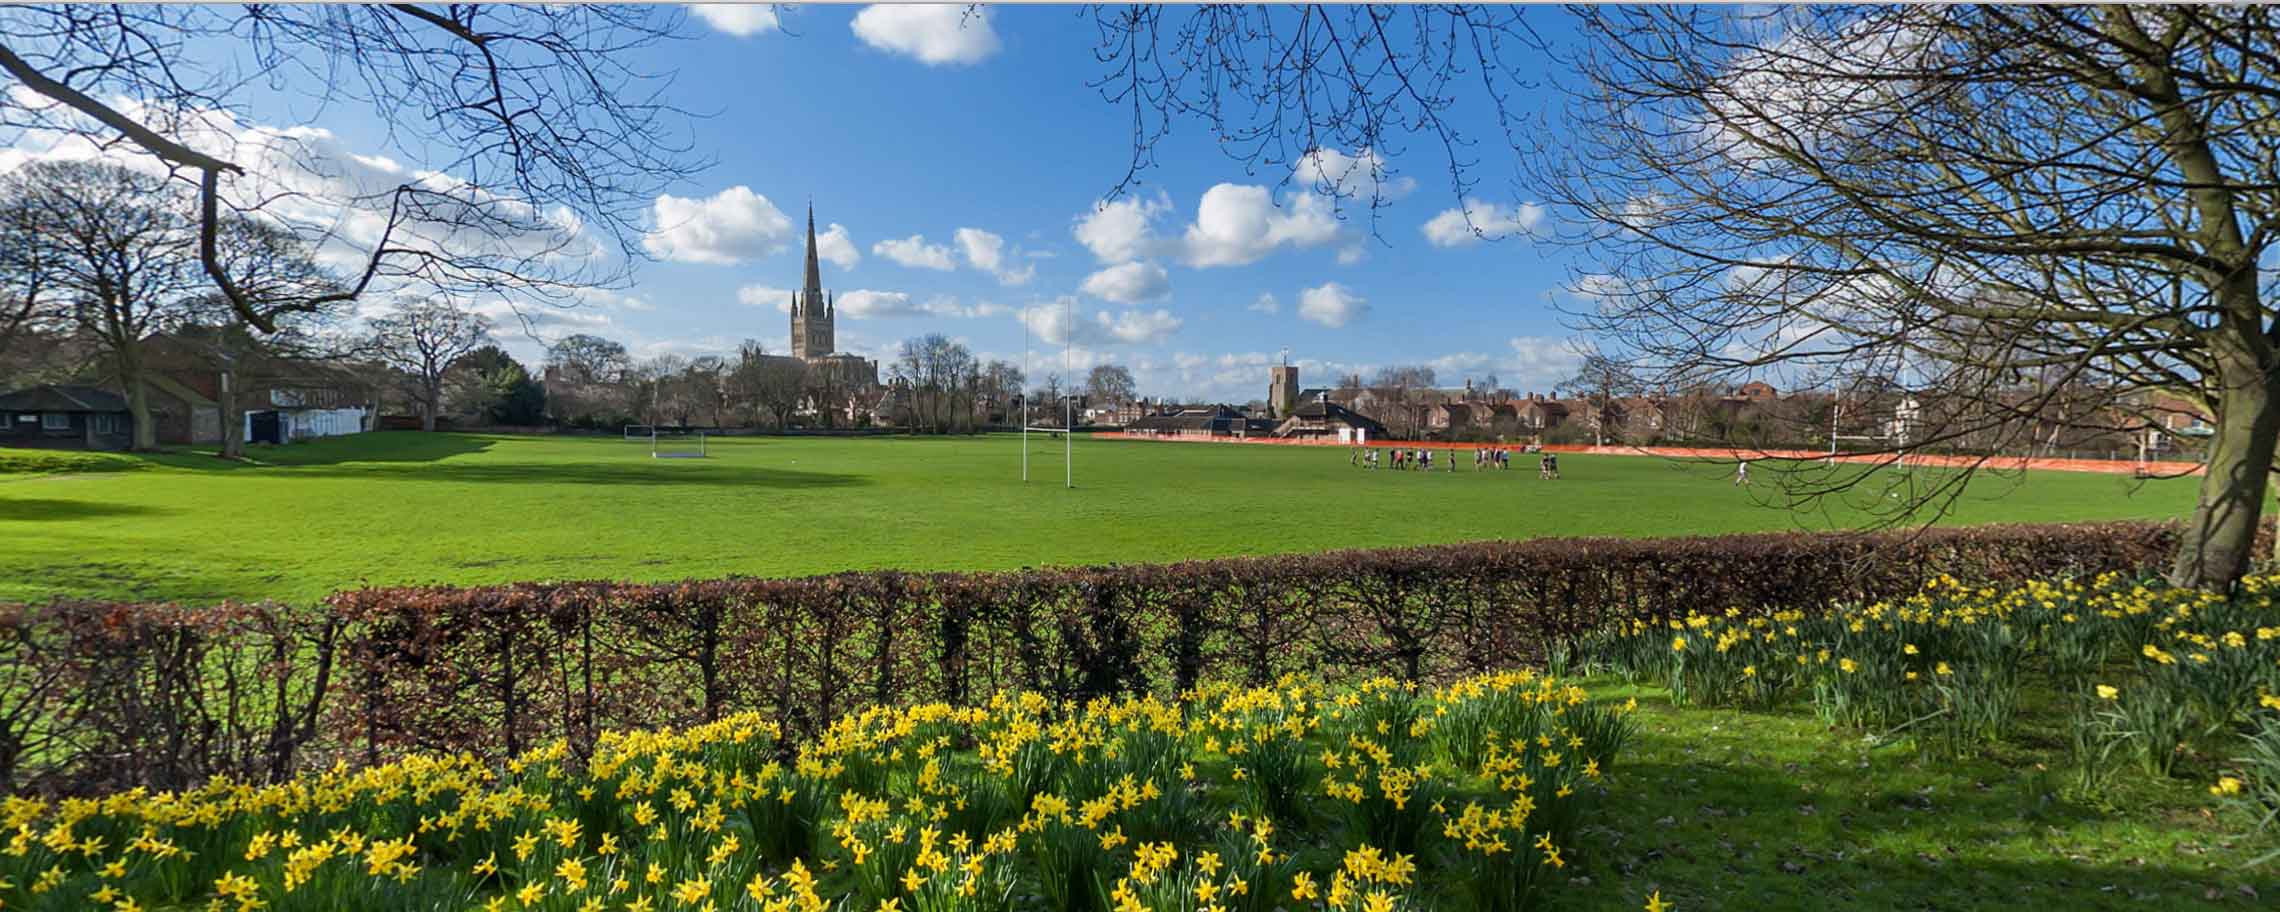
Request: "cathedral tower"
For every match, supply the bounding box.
[790,203,834,359]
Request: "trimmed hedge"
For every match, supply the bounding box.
[0,521,2175,795]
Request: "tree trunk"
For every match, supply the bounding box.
[2170,345,2280,589]
[420,379,440,432]
[219,369,243,459]
[123,369,156,451]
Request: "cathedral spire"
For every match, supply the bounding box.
[802,201,823,298]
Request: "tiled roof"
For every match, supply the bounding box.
[0,384,130,413]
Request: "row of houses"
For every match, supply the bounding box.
[0,333,376,450]
[1121,397,1389,441]
[1120,362,2217,456]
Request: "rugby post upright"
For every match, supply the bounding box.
[1063,293,1073,490]
[1021,314,1030,483]
[1018,296,1075,489]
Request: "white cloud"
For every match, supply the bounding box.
[1073,193,1171,264]
[0,96,599,294]
[1079,261,1171,304]
[838,289,919,318]
[995,262,1036,287]
[1019,298,1182,346]
[1103,309,1182,344]
[688,4,780,37]
[643,186,795,264]
[469,298,613,333]
[872,234,958,270]
[851,4,1001,66]
[737,284,798,313]
[1503,336,1586,389]
[1409,339,1584,394]
[570,287,654,312]
[1421,199,1547,248]
[1699,12,1941,172]
[1248,293,1279,315]
[955,227,1035,285]
[954,227,1005,272]
[1181,184,1342,267]
[1336,244,1368,266]
[815,222,861,269]
[913,296,1007,319]
[836,290,1002,319]
[1296,282,1367,328]
[1294,147,1415,200]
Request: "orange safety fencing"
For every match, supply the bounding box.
[1092,432,2204,477]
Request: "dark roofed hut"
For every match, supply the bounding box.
[0,385,133,450]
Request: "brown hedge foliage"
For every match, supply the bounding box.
[0,521,2174,794]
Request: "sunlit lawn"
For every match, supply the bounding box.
[1557,679,2273,911]
[0,431,2197,604]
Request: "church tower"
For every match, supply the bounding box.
[789,203,834,359]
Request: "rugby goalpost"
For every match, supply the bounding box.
[1825,393,1910,468]
[1021,295,1074,488]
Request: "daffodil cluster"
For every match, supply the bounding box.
[0,671,1632,911]
[1582,570,2280,838]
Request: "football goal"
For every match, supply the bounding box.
[650,428,708,459]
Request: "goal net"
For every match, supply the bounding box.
[650,429,707,459]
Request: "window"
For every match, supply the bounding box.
[91,414,116,435]
[41,413,69,430]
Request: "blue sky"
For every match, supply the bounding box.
[574,4,1589,403]
[19,4,1594,404]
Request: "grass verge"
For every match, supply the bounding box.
[0,448,144,476]
[1562,678,2274,911]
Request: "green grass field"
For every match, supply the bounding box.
[1559,678,2272,911]
[0,432,2198,604]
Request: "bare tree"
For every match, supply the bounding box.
[543,333,633,427]
[1555,353,1645,447]
[978,360,1026,426]
[0,180,62,364]
[364,299,491,432]
[0,5,704,332]
[3,160,203,449]
[545,334,632,386]
[1372,365,1437,439]
[631,354,689,427]
[1524,6,2280,588]
[1085,364,1137,416]
[729,341,808,430]
[892,334,979,435]
[1035,373,1067,428]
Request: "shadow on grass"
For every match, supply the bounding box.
[111,432,501,472]
[0,498,166,522]
[272,460,871,489]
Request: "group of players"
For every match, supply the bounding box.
[1350,445,1560,478]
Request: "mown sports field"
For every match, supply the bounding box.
[0,431,2198,604]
